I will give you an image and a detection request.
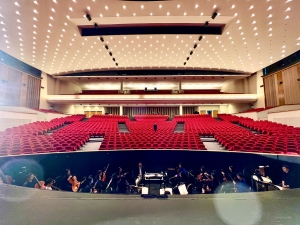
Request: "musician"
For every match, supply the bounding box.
[235,173,249,193]
[93,170,107,193]
[23,173,37,188]
[202,184,213,194]
[174,163,188,184]
[132,162,145,187]
[80,176,93,193]
[60,169,73,192]
[44,178,55,190]
[116,167,129,193]
[282,165,296,189]
[195,167,213,193]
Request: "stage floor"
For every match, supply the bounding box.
[0,184,299,225]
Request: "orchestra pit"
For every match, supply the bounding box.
[1,0,300,224]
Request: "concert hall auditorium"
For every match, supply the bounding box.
[1,0,300,224]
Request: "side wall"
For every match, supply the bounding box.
[220,79,244,93]
[0,110,37,131]
[264,63,300,107]
[268,110,300,127]
[228,103,251,114]
[0,63,41,108]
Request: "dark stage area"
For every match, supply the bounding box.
[1,150,300,189]
[0,184,300,225]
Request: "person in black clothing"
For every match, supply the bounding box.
[282,165,296,189]
[23,173,37,188]
[153,123,157,132]
[116,167,129,193]
[80,176,93,193]
[60,169,73,192]
[93,170,107,193]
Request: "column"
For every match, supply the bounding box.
[179,81,182,93]
[120,105,123,116]
[179,105,183,116]
[120,81,123,93]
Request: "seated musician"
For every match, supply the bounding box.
[282,165,296,189]
[93,170,107,193]
[23,173,37,188]
[60,169,73,192]
[132,162,145,187]
[235,173,249,193]
[202,184,213,194]
[116,167,129,193]
[44,178,55,190]
[174,163,188,185]
[80,176,93,193]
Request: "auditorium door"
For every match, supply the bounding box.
[212,110,219,118]
[200,110,206,115]
[84,111,90,118]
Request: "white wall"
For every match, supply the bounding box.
[228,103,250,114]
[221,79,244,93]
[219,105,228,114]
[39,72,50,109]
[60,80,81,94]
[198,105,220,111]
[0,110,38,131]
[258,104,300,121]
[268,110,300,127]
[47,75,56,95]
[53,104,75,114]
[253,70,265,108]
[235,112,258,120]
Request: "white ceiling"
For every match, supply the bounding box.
[0,0,299,75]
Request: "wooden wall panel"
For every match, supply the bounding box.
[19,73,28,107]
[277,72,285,106]
[264,62,300,107]
[264,74,278,107]
[282,66,300,105]
[0,63,41,108]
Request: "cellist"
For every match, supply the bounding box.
[93,170,107,193]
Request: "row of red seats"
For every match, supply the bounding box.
[217,114,300,154]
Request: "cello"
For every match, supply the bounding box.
[68,176,87,192]
[33,175,45,189]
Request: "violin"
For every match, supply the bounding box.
[101,163,110,182]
